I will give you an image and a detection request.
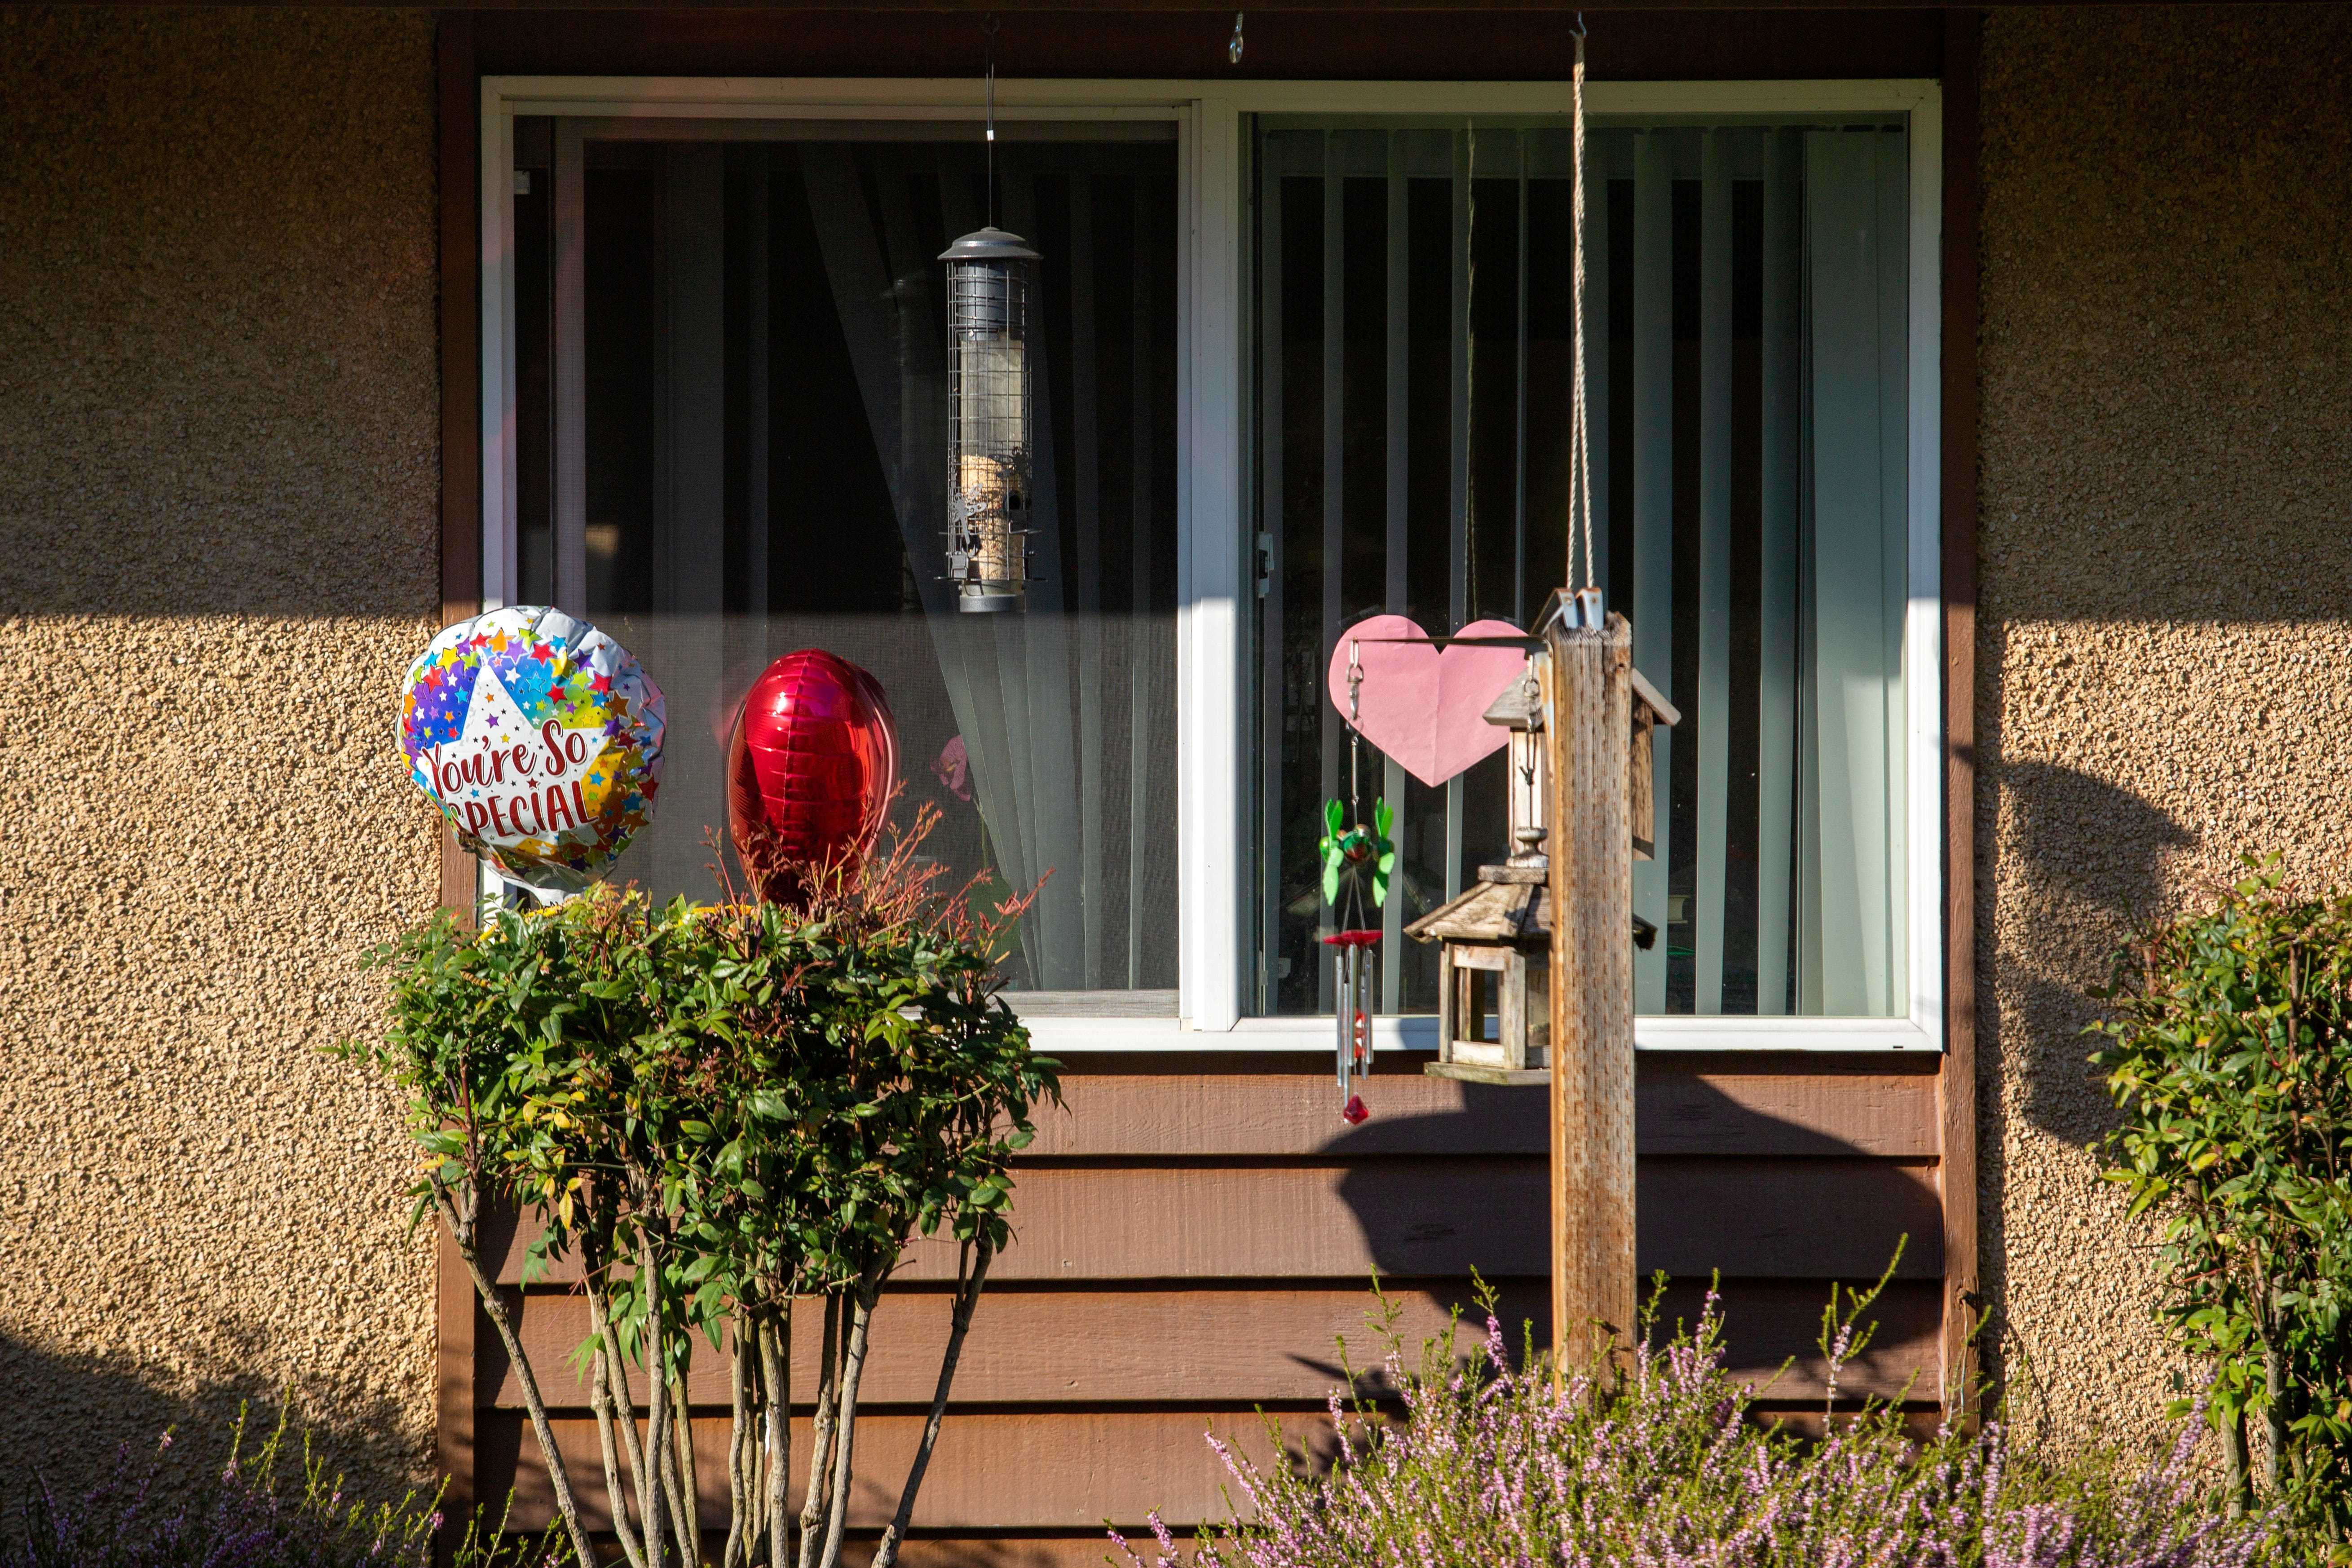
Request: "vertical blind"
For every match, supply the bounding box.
[512,128,1182,1000]
[1254,120,1912,1019]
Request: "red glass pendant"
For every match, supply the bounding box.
[728,650,898,904]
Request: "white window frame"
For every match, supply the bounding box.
[477,75,1943,1055]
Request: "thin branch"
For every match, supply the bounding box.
[795,1294,841,1568]
[433,1179,599,1568]
[641,1227,671,1568]
[599,1308,653,1535]
[587,1268,648,1568]
[763,1304,793,1568]
[724,1321,751,1568]
[819,1283,879,1568]
[871,1237,994,1568]
[671,1368,701,1564]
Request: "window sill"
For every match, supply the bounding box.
[1018,1013,1939,1054]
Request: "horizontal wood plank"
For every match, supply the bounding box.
[839,1543,1204,1568]
[482,1314,1947,1540]
[490,1159,1937,1285]
[1018,1058,1936,1158]
[1646,1278,1943,1401]
[1639,1158,1942,1280]
[489,1281,1536,1409]
[482,1409,1309,1532]
[485,1277,1941,1410]
[1633,1064,1937,1157]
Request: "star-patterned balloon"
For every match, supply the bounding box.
[398,605,665,896]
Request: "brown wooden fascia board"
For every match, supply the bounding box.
[1934,3,1983,1422]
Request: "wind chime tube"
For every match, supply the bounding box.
[1337,942,1368,1092]
[1334,944,1351,1089]
[1327,930,1375,1103]
[940,227,1042,611]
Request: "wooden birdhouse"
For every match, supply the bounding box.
[1627,664,1679,861]
[1411,615,1680,1086]
[1522,586,1682,861]
[1408,662,1554,1084]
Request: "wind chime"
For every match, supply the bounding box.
[1315,14,1609,1121]
[1320,645,1395,1126]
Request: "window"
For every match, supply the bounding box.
[1251,118,1918,1021]
[505,117,1181,1004]
[480,80,1942,1049]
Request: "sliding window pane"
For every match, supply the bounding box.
[1252,118,1911,1018]
[533,130,1181,1001]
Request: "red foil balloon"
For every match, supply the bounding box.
[728,650,898,902]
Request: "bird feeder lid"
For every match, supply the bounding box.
[1527,591,1680,728]
[1480,660,1674,729]
[1630,666,1680,729]
[1405,877,1549,946]
[940,226,1043,264]
[1483,671,1544,732]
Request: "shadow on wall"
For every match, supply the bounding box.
[1301,1072,1929,1415]
[0,1333,431,1542]
[1985,757,2192,1149]
[1975,754,2194,1401]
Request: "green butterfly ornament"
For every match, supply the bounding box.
[1319,797,1396,910]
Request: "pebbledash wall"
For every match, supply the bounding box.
[4,0,2352,1517]
[0,5,445,1495]
[1974,3,2352,1452]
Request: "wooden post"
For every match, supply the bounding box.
[1545,611,1637,1370]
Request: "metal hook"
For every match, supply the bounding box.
[982,14,1000,222]
[1229,11,1245,64]
[983,13,998,139]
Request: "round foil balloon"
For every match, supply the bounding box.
[728,650,897,902]
[399,605,665,896]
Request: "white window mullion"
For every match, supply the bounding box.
[1255,130,1286,1018]
[1181,94,1244,1032]
[1904,92,1946,1043]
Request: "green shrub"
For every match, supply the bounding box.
[1117,1280,2305,1568]
[2090,857,2352,1531]
[3,1406,564,1568]
[337,810,1056,1568]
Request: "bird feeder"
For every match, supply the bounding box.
[1411,633,1679,1086]
[1407,661,1554,1083]
[939,226,1041,612]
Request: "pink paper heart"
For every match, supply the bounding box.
[1326,615,1531,788]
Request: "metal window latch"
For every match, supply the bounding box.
[513,169,532,196]
[1254,531,1273,597]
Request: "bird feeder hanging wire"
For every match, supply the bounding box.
[984,13,999,224]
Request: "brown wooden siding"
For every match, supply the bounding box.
[466,1053,1947,1549]
[435,9,1983,1557]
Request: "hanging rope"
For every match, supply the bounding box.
[1567,13,1596,596]
[1464,119,1478,625]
